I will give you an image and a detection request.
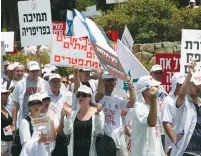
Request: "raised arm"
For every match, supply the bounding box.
[147,87,158,127]
[95,77,105,102]
[73,67,80,93]
[176,62,195,107]
[126,78,136,108]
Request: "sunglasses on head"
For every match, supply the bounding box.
[76,92,91,98]
[42,97,51,102]
[29,101,43,106]
[1,92,9,96]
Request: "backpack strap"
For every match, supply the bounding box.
[25,116,34,136]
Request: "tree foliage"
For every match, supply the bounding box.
[95,0,201,43]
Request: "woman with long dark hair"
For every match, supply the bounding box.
[63,85,104,156]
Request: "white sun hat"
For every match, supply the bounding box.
[27,61,40,71]
[49,73,61,81]
[76,85,92,95]
[150,64,163,72]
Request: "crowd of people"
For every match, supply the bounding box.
[1,60,201,156]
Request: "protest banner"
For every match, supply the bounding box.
[50,35,101,69]
[156,53,181,93]
[32,116,51,146]
[18,0,52,47]
[52,21,66,35]
[93,43,127,81]
[1,32,14,52]
[181,29,201,74]
[121,26,134,51]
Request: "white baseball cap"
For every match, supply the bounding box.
[136,75,161,92]
[102,71,116,79]
[50,65,57,71]
[171,72,186,85]
[1,83,9,93]
[40,91,50,100]
[42,68,52,74]
[150,64,163,72]
[29,93,42,102]
[7,64,14,71]
[43,72,51,78]
[191,71,201,86]
[69,74,74,79]
[3,61,10,66]
[27,61,40,71]
[44,64,51,68]
[49,73,61,81]
[189,0,196,2]
[76,85,92,95]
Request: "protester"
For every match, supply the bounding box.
[93,71,136,156]
[72,67,99,110]
[186,0,199,9]
[2,61,10,82]
[19,93,56,156]
[61,76,70,91]
[48,73,72,156]
[6,64,15,81]
[6,64,25,113]
[1,83,13,156]
[150,64,167,152]
[170,62,201,156]
[162,72,186,154]
[12,61,49,133]
[63,85,104,156]
[131,75,165,156]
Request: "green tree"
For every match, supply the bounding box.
[76,0,96,11]
[95,0,201,43]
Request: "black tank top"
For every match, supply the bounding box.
[1,109,13,141]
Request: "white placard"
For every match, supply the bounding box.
[1,32,14,52]
[106,0,125,4]
[18,0,52,47]
[181,29,201,74]
[50,34,101,69]
[121,26,134,51]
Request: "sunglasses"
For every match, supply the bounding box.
[62,81,68,84]
[29,101,43,106]
[76,92,91,98]
[42,97,51,102]
[1,92,9,96]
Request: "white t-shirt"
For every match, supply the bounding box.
[92,93,127,137]
[162,94,178,150]
[157,86,167,135]
[48,90,72,128]
[131,102,165,156]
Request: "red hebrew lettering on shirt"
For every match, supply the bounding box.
[54,55,61,62]
[127,139,131,152]
[155,125,160,138]
[25,87,41,96]
[104,108,116,125]
[57,35,63,42]
[71,37,78,45]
